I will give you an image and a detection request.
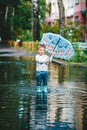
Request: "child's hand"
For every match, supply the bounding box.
[45,59,49,62]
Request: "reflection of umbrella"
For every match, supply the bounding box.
[40,32,75,60]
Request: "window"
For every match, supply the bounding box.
[68,0,73,8]
[75,16,79,25]
[75,0,79,4]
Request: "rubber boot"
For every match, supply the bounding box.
[43,86,48,93]
[37,86,41,93]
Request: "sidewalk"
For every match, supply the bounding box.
[0,42,36,57]
[0,47,36,57]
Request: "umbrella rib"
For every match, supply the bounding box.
[53,38,60,52]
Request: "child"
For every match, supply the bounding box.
[35,44,53,93]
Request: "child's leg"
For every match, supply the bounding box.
[43,71,48,92]
[36,71,42,92]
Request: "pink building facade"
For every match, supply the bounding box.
[65,0,87,41]
[65,0,86,26]
[45,0,86,26]
[45,0,87,41]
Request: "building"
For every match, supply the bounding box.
[65,0,86,26]
[45,0,87,41]
[65,0,87,41]
[45,0,59,24]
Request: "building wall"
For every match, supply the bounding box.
[65,0,86,25]
[45,0,59,23]
[74,1,86,25]
[51,0,59,19]
[45,0,86,27]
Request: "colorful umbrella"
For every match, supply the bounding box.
[40,32,75,60]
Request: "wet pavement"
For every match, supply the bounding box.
[0,48,36,57]
[0,41,36,57]
[0,43,87,130]
[0,56,87,130]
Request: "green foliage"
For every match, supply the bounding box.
[20,30,33,41]
[11,28,33,41]
[11,0,46,41]
[39,0,46,22]
[40,22,60,39]
[60,21,83,43]
[70,44,87,62]
[14,0,32,30]
[40,21,83,43]
[0,0,32,40]
[73,50,84,62]
[0,0,85,48]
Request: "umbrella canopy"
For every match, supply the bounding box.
[40,32,75,60]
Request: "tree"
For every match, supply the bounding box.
[32,0,46,41]
[32,0,40,41]
[0,0,47,41]
[86,0,87,42]
[0,0,32,40]
[0,0,20,40]
[14,0,32,30]
[58,0,65,32]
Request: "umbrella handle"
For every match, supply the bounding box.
[49,51,54,62]
[53,38,60,51]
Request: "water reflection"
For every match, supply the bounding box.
[47,85,76,130]
[18,95,31,130]
[34,92,47,130]
[0,56,87,130]
[48,63,87,130]
[49,62,69,83]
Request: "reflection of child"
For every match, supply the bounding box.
[35,44,53,93]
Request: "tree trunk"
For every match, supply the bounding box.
[86,0,87,42]
[32,0,40,41]
[58,0,65,31]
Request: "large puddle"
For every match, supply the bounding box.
[0,56,87,130]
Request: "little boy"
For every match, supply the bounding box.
[35,44,53,93]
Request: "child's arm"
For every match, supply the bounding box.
[45,55,53,63]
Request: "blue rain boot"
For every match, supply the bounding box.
[43,86,48,93]
[37,86,41,93]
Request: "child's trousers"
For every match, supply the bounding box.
[36,71,48,86]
